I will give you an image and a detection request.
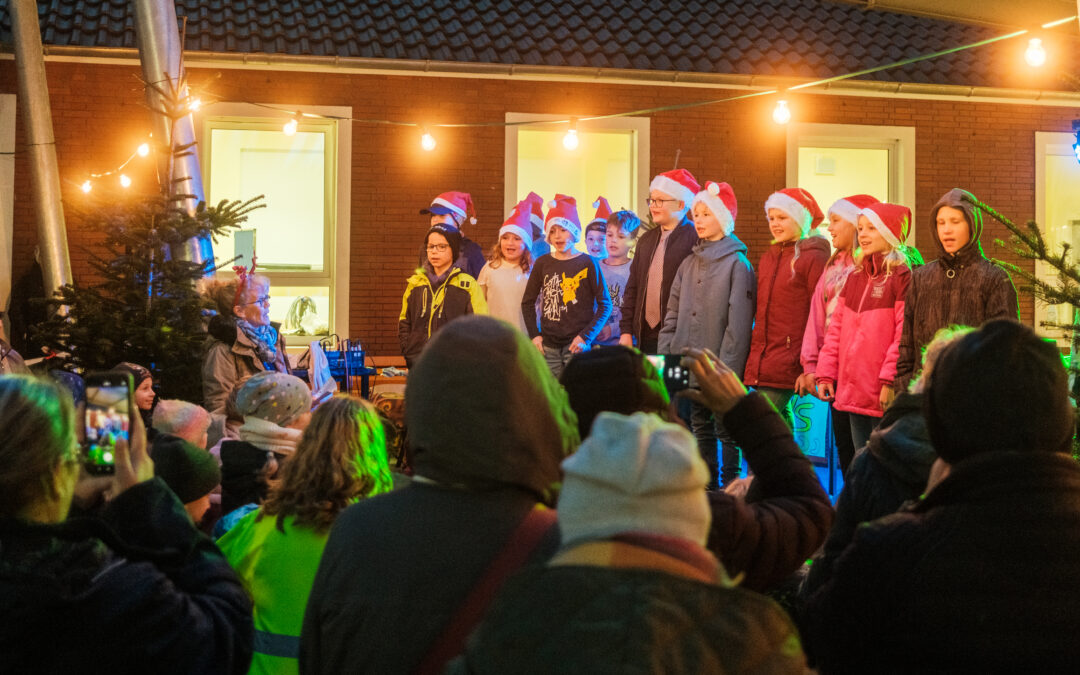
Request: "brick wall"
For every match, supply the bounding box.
[0,60,1071,357]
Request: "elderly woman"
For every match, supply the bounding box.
[0,375,253,672]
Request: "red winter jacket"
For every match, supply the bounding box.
[743,237,830,389]
[816,253,911,418]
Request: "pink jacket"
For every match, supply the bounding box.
[816,254,910,418]
[800,252,856,375]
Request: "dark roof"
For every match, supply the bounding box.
[2,0,1077,90]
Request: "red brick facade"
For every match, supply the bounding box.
[0,59,1069,356]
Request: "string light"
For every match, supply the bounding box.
[283,113,300,136]
[563,119,579,150]
[81,180,92,194]
[188,97,202,111]
[420,128,437,151]
[119,174,132,188]
[772,100,791,124]
[137,143,150,157]
[1025,38,1047,67]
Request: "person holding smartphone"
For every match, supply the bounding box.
[0,374,253,673]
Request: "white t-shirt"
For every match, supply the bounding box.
[477,261,531,334]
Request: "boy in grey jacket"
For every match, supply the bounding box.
[659,181,756,489]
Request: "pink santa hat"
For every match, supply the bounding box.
[861,202,912,249]
[764,187,825,236]
[692,181,738,237]
[420,191,477,226]
[649,169,701,206]
[828,194,880,227]
[499,201,534,247]
[523,191,546,239]
[545,194,582,241]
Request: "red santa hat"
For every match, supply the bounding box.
[828,194,880,227]
[420,191,477,226]
[524,191,546,237]
[545,194,581,241]
[499,201,534,247]
[764,188,825,236]
[649,169,700,207]
[860,202,912,249]
[692,181,738,237]
[588,196,613,230]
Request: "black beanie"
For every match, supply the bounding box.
[151,434,222,504]
[426,223,462,264]
[560,346,671,440]
[924,319,1073,464]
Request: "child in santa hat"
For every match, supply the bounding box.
[595,209,641,346]
[477,199,535,335]
[584,196,612,260]
[743,188,831,426]
[520,195,612,378]
[815,202,913,450]
[419,191,488,278]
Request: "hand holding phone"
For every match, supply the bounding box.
[645,354,691,393]
[679,348,748,415]
[82,371,134,475]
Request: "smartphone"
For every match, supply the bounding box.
[82,371,134,475]
[646,354,691,393]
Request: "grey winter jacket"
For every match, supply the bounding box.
[658,235,756,378]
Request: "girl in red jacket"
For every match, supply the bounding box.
[815,202,913,451]
[743,188,830,426]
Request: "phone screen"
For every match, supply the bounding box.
[83,378,132,474]
[646,354,690,393]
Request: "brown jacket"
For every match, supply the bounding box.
[202,315,291,421]
[895,189,1018,390]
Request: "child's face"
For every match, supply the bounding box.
[693,201,726,241]
[767,208,802,243]
[585,229,607,257]
[857,215,890,256]
[500,233,525,262]
[547,225,575,253]
[936,206,971,254]
[827,213,857,252]
[605,224,635,259]
[426,232,454,271]
[649,189,686,227]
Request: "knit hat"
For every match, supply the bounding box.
[113,362,152,389]
[152,399,212,446]
[692,181,738,236]
[861,202,912,249]
[499,202,534,247]
[559,412,711,547]
[545,194,582,241]
[420,191,477,226]
[151,433,221,504]
[559,346,670,440]
[764,188,825,235]
[235,371,312,427]
[650,169,701,206]
[426,223,463,263]
[828,194,879,227]
[49,370,86,407]
[588,196,613,229]
[524,191,546,239]
[925,319,1073,464]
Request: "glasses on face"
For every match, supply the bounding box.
[241,295,271,306]
[646,198,679,207]
[426,243,450,253]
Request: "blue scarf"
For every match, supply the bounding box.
[236,319,279,367]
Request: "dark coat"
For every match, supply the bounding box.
[617,217,699,341]
[397,266,485,367]
[709,392,835,592]
[895,189,1019,390]
[0,479,253,675]
[805,451,1080,673]
[743,237,830,389]
[446,561,806,675]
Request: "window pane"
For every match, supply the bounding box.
[269,285,332,336]
[1041,153,1080,337]
[797,146,890,240]
[208,128,326,271]
[517,129,635,253]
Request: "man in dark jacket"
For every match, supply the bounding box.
[806,320,1080,673]
[618,169,700,353]
[299,316,580,674]
[895,188,1018,390]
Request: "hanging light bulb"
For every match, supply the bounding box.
[137,142,150,157]
[80,180,92,194]
[420,128,437,151]
[283,113,300,136]
[119,174,132,188]
[1025,38,1047,67]
[563,119,579,151]
[188,97,202,111]
[772,100,791,125]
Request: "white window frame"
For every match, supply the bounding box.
[1034,130,1078,342]
[196,102,351,343]
[0,94,15,335]
[503,113,650,216]
[786,122,917,245]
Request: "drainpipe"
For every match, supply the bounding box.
[133,0,214,272]
[9,0,73,299]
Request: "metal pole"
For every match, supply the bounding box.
[10,0,73,298]
[133,0,214,272]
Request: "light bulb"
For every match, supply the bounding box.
[421,132,437,151]
[137,143,150,157]
[119,174,132,188]
[1025,38,1047,67]
[283,118,298,136]
[773,100,791,124]
[563,128,579,150]
[80,180,92,194]
[188,97,202,111]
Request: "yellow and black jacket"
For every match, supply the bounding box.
[398,266,487,366]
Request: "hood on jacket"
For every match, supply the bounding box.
[867,392,936,493]
[406,315,580,505]
[794,234,832,258]
[929,188,986,262]
[693,233,748,261]
[208,313,238,345]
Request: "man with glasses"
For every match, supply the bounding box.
[419,191,488,278]
[618,169,701,353]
